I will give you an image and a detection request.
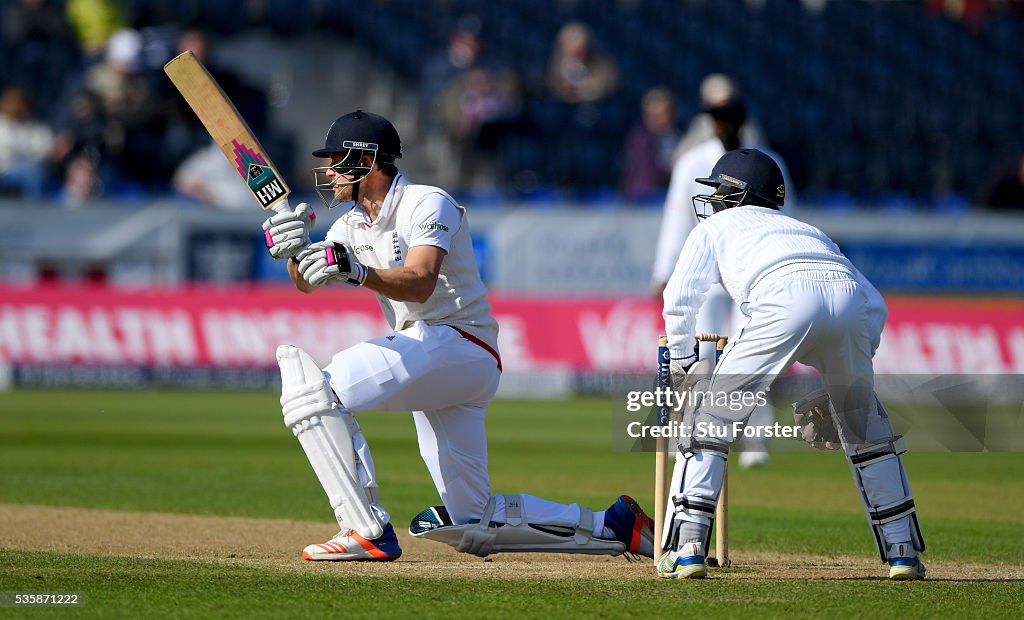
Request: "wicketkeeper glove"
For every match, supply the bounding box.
[295,240,368,287]
[263,202,315,260]
[792,388,842,450]
[669,355,712,393]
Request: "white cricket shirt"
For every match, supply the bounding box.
[652,137,794,287]
[325,175,499,356]
[662,205,882,359]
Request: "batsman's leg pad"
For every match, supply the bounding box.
[409,495,628,557]
[662,443,728,554]
[846,434,925,561]
[278,344,383,540]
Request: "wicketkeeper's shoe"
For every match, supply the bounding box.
[886,542,925,580]
[888,557,926,580]
[602,495,655,558]
[301,523,402,561]
[656,549,708,579]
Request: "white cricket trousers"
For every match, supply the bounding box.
[677,267,912,543]
[324,322,588,532]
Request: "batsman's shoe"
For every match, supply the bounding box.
[657,549,708,579]
[302,523,402,561]
[602,495,655,558]
[888,557,926,580]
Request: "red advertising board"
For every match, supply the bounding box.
[0,284,1021,374]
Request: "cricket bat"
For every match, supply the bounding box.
[164,50,291,214]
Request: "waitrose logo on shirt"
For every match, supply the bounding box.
[418,222,449,232]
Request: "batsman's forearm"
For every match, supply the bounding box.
[288,258,317,294]
[362,266,437,303]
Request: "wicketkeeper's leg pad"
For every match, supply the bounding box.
[409,494,627,557]
[278,344,383,540]
[794,387,925,561]
[847,434,926,561]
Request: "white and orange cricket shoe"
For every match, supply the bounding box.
[302,523,402,561]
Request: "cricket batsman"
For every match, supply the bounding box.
[658,148,925,580]
[261,110,654,561]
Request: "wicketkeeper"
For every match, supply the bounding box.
[261,110,654,561]
[658,148,925,580]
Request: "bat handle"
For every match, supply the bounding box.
[270,199,292,215]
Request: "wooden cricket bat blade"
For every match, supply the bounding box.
[164,50,290,213]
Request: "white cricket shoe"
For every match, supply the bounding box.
[302,523,402,561]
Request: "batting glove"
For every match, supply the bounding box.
[263,202,315,260]
[296,240,368,287]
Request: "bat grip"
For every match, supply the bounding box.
[270,200,292,215]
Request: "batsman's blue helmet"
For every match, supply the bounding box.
[312,110,402,160]
[311,110,402,209]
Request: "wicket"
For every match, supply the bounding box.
[654,333,730,568]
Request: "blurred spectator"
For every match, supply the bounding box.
[546,22,619,105]
[974,155,1024,210]
[0,87,54,199]
[800,0,830,14]
[2,0,81,123]
[83,28,147,117]
[66,0,126,57]
[672,74,764,164]
[619,86,681,203]
[171,28,269,130]
[421,19,525,189]
[172,143,253,210]
[61,152,102,208]
[160,28,217,168]
[546,21,620,192]
[421,21,484,123]
[924,0,995,31]
[80,28,166,190]
[436,68,524,188]
[51,90,109,176]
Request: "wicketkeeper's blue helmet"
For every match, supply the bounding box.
[693,148,785,219]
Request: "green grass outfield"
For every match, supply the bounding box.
[2,389,1023,618]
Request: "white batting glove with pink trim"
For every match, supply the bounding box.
[296,240,367,287]
[263,202,315,260]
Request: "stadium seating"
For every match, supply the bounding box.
[3,0,1021,208]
